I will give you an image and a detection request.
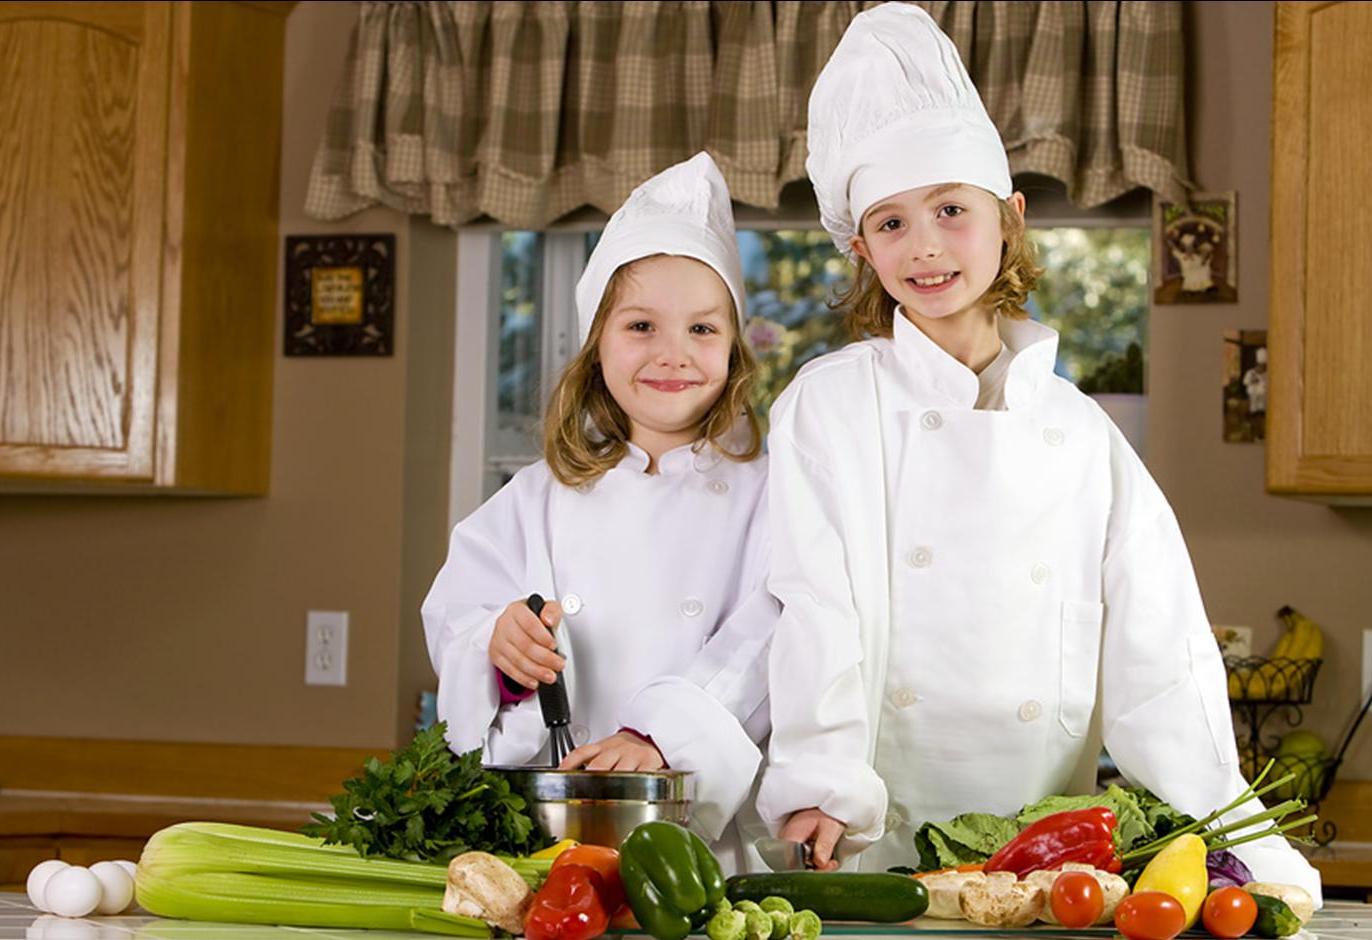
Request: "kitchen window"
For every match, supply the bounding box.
[449,218,1150,526]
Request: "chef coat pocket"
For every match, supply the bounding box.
[1059,600,1104,737]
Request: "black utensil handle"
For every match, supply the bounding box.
[526,593,573,727]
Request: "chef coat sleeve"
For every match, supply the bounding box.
[618,477,777,842]
[755,396,887,853]
[1096,421,1323,906]
[421,466,546,759]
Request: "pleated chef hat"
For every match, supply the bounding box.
[806,2,1012,258]
[575,152,745,346]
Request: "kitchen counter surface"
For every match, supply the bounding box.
[1,895,1369,940]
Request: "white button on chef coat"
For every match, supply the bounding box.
[890,688,919,708]
[1043,427,1065,446]
[1030,563,1051,585]
[423,432,777,852]
[920,410,943,430]
[681,598,704,617]
[884,811,904,832]
[708,479,730,495]
[1018,700,1043,722]
[571,724,590,745]
[908,547,933,568]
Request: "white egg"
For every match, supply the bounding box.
[111,860,137,880]
[25,859,70,912]
[42,866,102,918]
[88,861,134,915]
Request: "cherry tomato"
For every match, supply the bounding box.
[550,844,624,914]
[1202,887,1259,939]
[1050,871,1105,928]
[1115,892,1187,940]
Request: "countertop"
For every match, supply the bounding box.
[1,895,1369,940]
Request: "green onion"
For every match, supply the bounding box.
[136,821,528,934]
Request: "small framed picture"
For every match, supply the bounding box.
[1153,192,1237,304]
[1223,329,1267,443]
[284,234,396,356]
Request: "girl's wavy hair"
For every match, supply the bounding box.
[836,197,1042,340]
[543,257,763,488]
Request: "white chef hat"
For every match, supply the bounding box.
[575,152,745,346]
[806,2,1012,258]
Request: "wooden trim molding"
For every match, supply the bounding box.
[0,736,379,803]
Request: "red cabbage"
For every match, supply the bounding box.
[1207,849,1255,889]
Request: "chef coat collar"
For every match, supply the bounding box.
[891,308,1059,410]
[618,419,748,476]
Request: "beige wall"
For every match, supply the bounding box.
[1152,1,1372,778]
[0,1,448,750]
[1,0,1368,782]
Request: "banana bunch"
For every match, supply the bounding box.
[1227,605,1325,700]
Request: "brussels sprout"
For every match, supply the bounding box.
[759,897,795,918]
[707,909,748,940]
[789,910,823,940]
[733,900,763,916]
[768,909,791,940]
[744,908,773,940]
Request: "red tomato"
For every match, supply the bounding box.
[550,845,624,914]
[1050,871,1105,928]
[1115,892,1187,940]
[1202,887,1259,939]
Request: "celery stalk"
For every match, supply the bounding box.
[135,821,493,934]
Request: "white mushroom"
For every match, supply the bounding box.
[958,872,1045,928]
[920,871,986,919]
[443,851,533,933]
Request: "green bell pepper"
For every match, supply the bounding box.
[620,821,727,940]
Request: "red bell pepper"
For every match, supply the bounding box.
[984,807,1123,877]
[551,845,625,915]
[524,864,611,940]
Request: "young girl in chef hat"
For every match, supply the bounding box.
[759,2,1321,901]
[422,152,775,871]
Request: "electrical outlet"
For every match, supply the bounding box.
[1362,628,1372,702]
[305,610,348,686]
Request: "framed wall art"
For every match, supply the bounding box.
[284,234,396,356]
[1153,192,1237,304]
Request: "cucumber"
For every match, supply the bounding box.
[725,873,929,923]
[1250,893,1302,938]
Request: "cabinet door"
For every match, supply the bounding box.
[0,2,170,481]
[1270,1,1372,498]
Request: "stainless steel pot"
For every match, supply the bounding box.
[490,767,693,847]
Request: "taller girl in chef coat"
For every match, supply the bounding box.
[759,3,1321,901]
[422,153,775,868]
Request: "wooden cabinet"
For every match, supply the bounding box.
[1269,2,1372,501]
[0,2,289,494]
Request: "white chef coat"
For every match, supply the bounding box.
[421,436,776,858]
[758,311,1321,903]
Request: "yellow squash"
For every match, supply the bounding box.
[1133,834,1209,929]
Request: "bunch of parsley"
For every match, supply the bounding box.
[303,722,551,863]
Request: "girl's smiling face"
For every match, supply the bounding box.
[597,255,734,457]
[852,183,1024,323]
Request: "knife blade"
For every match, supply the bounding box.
[754,837,812,871]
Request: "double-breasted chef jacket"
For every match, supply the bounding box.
[421,438,776,861]
[756,311,1321,902]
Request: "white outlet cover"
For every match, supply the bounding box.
[306,611,349,686]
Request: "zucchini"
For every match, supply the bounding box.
[725,873,928,923]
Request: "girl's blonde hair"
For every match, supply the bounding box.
[543,258,763,488]
[836,197,1042,340]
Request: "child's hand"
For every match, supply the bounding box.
[558,731,665,772]
[780,807,846,871]
[488,598,564,690]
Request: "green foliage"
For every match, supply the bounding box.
[1025,228,1150,387]
[302,722,550,864]
[1078,342,1145,394]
